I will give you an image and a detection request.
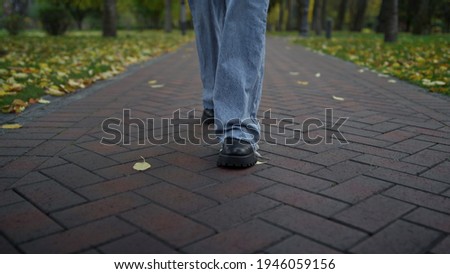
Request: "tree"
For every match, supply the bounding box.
[437,0,450,33]
[298,0,309,36]
[312,0,323,35]
[384,0,398,42]
[68,0,101,30]
[66,0,101,30]
[321,0,328,31]
[412,0,431,34]
[39,0,101,30]
[180,0,186,35]
[164,0,172,32]
[286,0,298,31]
[376,0,389,33]
[131,0,164,29]
[2,0,29,35]
[350,0,368,31]
[335,0,348,30]
[103,0,117,37]
[398,0,414,32]
[2,0,29,16]
[412,0,428,34]
[277,0,285,31]
[410,0,449,34]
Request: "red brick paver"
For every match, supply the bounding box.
[1,37,449,253]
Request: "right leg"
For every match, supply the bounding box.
[188,0,226,111]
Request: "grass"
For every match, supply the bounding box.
[288,32,449,95]
[0,30,194,113]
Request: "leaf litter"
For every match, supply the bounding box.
[133,156,152,171]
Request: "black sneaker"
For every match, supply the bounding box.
[217,137,257,168]
[201,109,214,125]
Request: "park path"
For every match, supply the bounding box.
[1,37,449,254]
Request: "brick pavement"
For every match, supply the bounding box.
[1,37,449,254]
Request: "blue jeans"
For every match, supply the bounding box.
[189,0,269,148]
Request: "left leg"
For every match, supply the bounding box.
[213,0,270,148]
[214,0,270,167]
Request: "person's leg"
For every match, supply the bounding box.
[214,0,270,148]
[188,0,225,111]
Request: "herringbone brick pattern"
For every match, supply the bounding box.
[1,37,449,254]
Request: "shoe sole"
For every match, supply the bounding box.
[217,153,257,168]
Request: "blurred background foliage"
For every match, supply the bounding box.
[0,0,448,36]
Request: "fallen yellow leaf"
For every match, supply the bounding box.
[14,73,28,79]
[37,98,51,104]
[297,81,309,86]
[68,79,85,89]
[57,72,67,78]
[148,80,158,85]
[6,77,16,84]
[133,156,151,171]
[46,87,65,96]
[7,83,24,92]
[1,123,22,129]
[332,95,345,101]
[151,84,165,89]
[12,99,28,107]
[0,90,17,97]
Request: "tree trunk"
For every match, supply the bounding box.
[164,0,172,33]
[70,8,87,31]
[335,0,348,30]
[76,18,83,30]
[3,0,29,16]
[384,0,398,42]
[277,0,285,31]
[412,0,430,35]
[298,0,310,36]
[350,0,368,32]
[321,0,328,30]
[445,7,450,33]
[102,0,117,37]
[376,0,388,33]
[286,0,299,31]
[312,0,322,35]
[399,0,415,32]
[180,0,187,35]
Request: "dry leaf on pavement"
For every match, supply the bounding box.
[37,98,51,104]
[297,81,309,86]
[133,156,152,171]
[151,84,165,89]
[332,95,345,101]
[1,123,22,129]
